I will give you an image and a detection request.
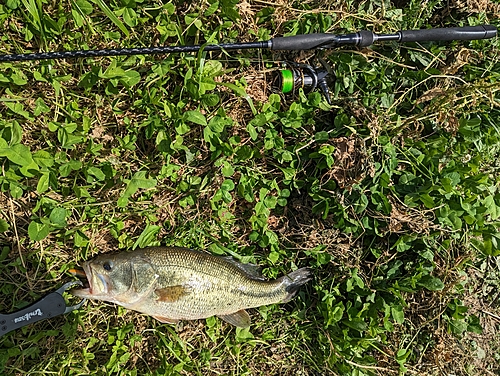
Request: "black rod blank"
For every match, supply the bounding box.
[0,25,496,63]
[0,41,271,63]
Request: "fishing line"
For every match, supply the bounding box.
[279,69,294,94]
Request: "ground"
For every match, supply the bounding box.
[0,0,499,375]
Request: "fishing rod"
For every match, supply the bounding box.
[0,25,497,103]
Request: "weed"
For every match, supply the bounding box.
[0,0,499,375]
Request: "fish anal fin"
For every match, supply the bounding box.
[152,315,180,324]
[217,309,251,328]
[155,285,188,303]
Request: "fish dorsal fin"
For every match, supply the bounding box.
[155,285,189,303]
[152,315,180,324]
[222,257,265,280]
[217,310,251,328]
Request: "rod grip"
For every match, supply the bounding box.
[399,25,497,42]
[270,34,337,50]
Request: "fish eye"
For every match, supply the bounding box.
[103,261,112,271]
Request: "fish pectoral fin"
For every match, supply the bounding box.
[152,315,180,324]
[217,310,251,328]
[155,285,188,303]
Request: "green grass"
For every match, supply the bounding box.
[0,0,499,375]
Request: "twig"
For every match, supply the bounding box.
[339,49,417,69]
[9,196,31,289]
[387,74,468,113]
[344,359,425,375]
[344,359,399,373]
[483,310,500,322]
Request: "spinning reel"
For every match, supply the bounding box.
[274,60,333,104]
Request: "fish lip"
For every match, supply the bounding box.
[83,263,94,294]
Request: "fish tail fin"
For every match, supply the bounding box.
[280,267,313,303]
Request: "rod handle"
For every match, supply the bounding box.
[270,33,339,50]
[399,25,497,42]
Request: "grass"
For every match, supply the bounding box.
[0,0,499,375]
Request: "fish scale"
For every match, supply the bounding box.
[146,248,283,318]
[72,246,312,327]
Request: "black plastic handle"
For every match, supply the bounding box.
[0,292,67,337]
[270,33,340,50]
[399,25,497,42]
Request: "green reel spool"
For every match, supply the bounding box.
[279,69,295,94]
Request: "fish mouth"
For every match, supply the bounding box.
[69,263,94,297]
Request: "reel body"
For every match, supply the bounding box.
[274,62,333,104]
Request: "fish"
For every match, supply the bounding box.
[70,246,312,328]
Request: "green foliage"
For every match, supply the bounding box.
[0,0,499,375]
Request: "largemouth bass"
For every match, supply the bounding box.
[71,247,312,327]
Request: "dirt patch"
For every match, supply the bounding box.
[378,257,500,375]
[451,0,500,13]
[322,135,373,191]
[460,260,500,374]
[375,195,438,235]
